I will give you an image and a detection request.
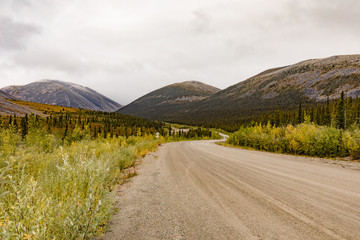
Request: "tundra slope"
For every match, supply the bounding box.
[0,90,44,116]
[2,80,122,112]
[119,55,360,126]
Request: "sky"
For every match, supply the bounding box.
[1,0,360,105]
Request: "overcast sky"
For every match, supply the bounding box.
[1,0,359,105]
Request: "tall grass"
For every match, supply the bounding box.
[227,122,360,158]
[0,124,161,239]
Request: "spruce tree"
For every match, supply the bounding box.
[13,116,18,131]
[336,91,345,129]
[274,107,280,127]
[297,102,304,124]
[63,123,68,140]
[357,98,360,124]
[323,97,331,126]
[20,114,28,139]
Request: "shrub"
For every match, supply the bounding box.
[228,123,359,158]
[0,128,162,239]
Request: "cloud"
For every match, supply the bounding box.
[0,0,359,105]
[191,9,213,34]
[0,16,40,51]
[281,0,360,30]
[12,0,32,8]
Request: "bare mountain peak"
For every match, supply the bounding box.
[171,80,220,93]
[1,80,122,112]
[36,79,91,92]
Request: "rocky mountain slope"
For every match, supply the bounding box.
[1,80,122,112]
[189,55,360,119]
[119,55,360,126]
[118,81,220,121]
[0,90,44,116]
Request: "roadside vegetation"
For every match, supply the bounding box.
[227,122,360,158]
[0,104,220,239]
[227,92,360,159]
[0,120,161,239]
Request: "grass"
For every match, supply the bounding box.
[0,125,162,239]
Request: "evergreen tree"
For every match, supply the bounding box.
[63,123,68,140]
[20,114,28,139]
[274,107,281,127]
[309,108,314,122]
[357,98,360,124]
[13,116,18,131]
[297,102,304,124]
[336,91,345,129]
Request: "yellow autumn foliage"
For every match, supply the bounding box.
[228,123,360,158]
[0,126,162,239]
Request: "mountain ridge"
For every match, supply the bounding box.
[119,54,360,126]
[0,91,45,116]
[1,80,122,112]
[118,80,220,121]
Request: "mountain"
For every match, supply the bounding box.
[1,80,122,112]
[0,89,16,100]
[0,90,45,116]
[188,55,360,122]
[118,81,220,121]
[119,55,360,128]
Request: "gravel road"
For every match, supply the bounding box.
[99,140,360,240]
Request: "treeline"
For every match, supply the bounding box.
[246,92,359,129]
[227,92,360,159]
[182,92,360,132]
[0,108,220,141]
[166,127,219,140]
[3,110,164,139]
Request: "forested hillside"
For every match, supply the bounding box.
[119,55,360,130]
[227,91,360,159]
[184,55,360,130]
[118,81,220,121]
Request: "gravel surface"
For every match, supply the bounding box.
[99,140,360,240]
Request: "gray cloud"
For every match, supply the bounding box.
[281,0,360,29]
[12,0,32,8]
[0,16,40,50]
[0,0,359,105]
[191,9,213,34]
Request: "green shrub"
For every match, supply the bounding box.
[228,123,359,158]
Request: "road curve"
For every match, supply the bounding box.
[100,140,360,240]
